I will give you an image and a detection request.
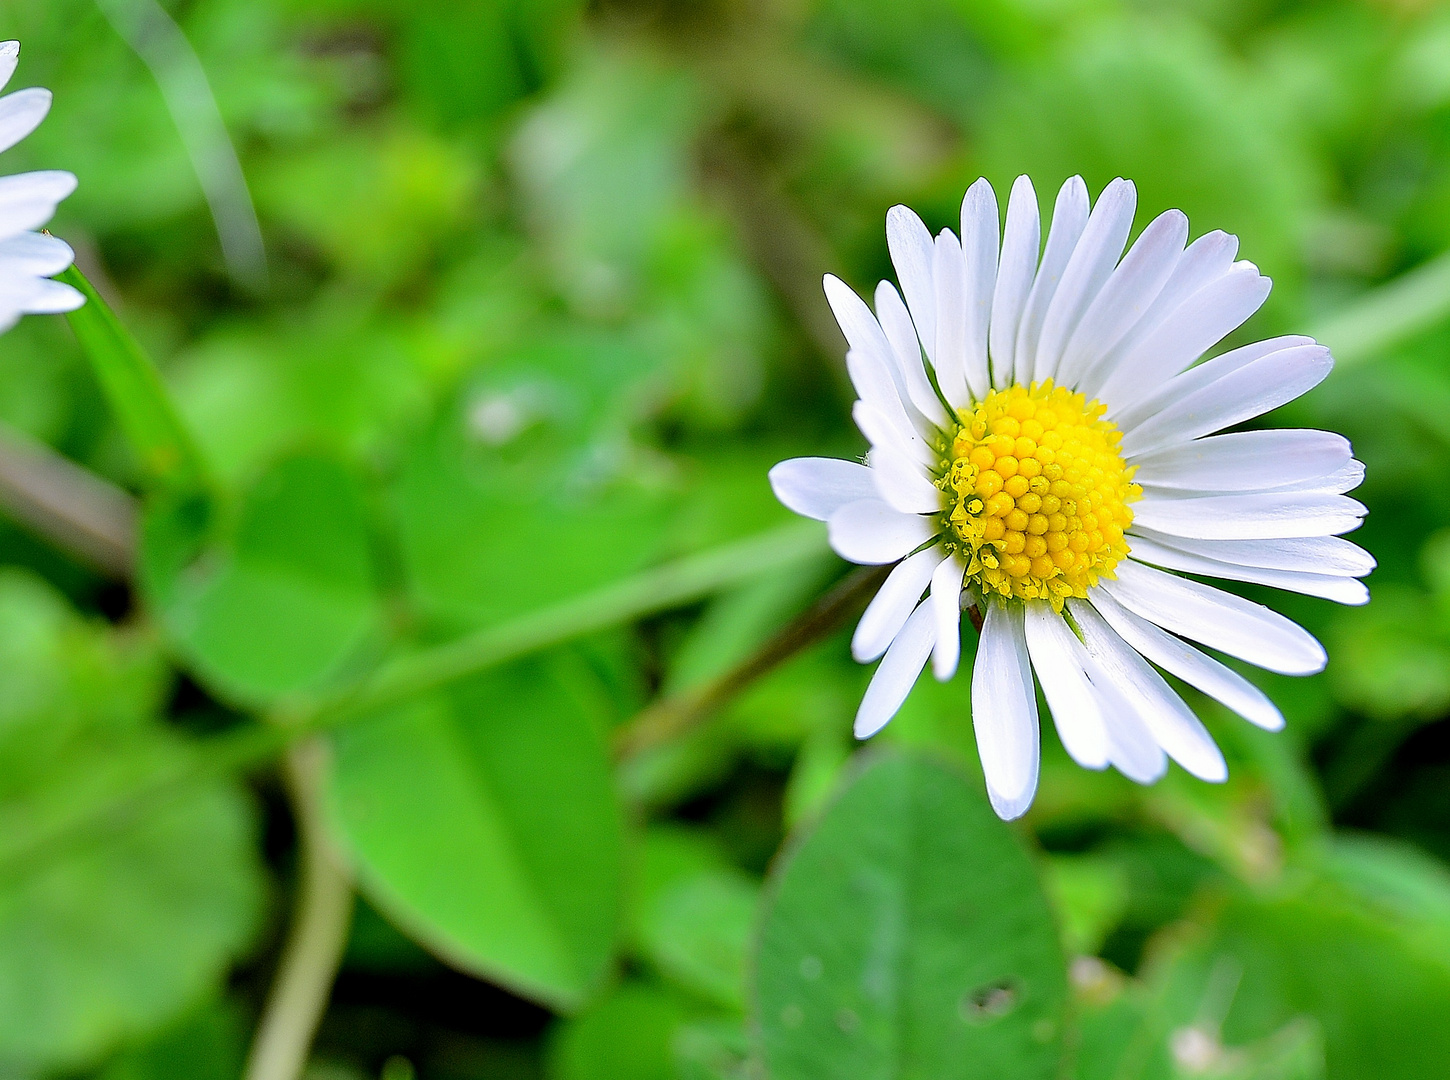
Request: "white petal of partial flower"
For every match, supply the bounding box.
[0,276,83,314]
[887,205,938,365]
[1132,491,1366,540]
[1119,342,1334,457]
[1089,587,1285,730]
[990,175,1039,388]
[1069,598,1227,782]
[1022,602,1110,768]
[846,347,924,446]
[1084,230,1242,398]
[870,441,942,514]
[1057,208,1186,390]
[1016,176,1089,384]
[1034,177,1136,384]
[828,498,935,565]
[1095,263,1272,410]
[855,599,936,738]
[0,42,18,95]
[0,87,51,156]
[933,229,970,409]
[1123,533,1369,605]
[769,457,877,521]
[1130,429,1352,492]
[0,230,75,276]
[853,546,944,661]
[972,601,1041,819]
[1103,560,1327,675]
[1130,527,1376,577]
[960,178,998,402]
[0,170,76,206]
[852,400,938,468]
[930,554,967,679]
[875,281,949,428]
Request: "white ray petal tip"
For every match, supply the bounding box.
[0,42,16,58]
[987,781,1037,821]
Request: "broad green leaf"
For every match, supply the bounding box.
[393,393,673,632]
[632,826,759,1010]
[329,656,624,1012]
[546,981,693,1080]
[0,571,263,1071]
[96,1000,247,1080]
[1150,882,1450,1080]
[754,750,1068,1080]
[140,450,381,704]
[56,266,207,490]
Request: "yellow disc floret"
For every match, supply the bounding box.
[938,380,1139,610]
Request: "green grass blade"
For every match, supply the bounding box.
[57,265,208,489]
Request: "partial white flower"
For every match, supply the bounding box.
[770,175,1372,820]
[0,41,81,334]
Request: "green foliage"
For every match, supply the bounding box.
[0,572,262,1071]
[754,751,1068,1080]
[140,451,381,704]
[328,657,624,1012]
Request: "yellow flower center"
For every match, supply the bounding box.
[939,380,1139,611]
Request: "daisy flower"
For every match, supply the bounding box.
[0,40,81,333]
[769,175,1372,819]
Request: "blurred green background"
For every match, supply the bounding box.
[3,0,1450,1077]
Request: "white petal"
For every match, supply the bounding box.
[1118,343,1334,457]
[930,554,967,679]
[0,230,75,276]
[1096,677,1170,784]
[769,457,876,521]
[1270,459,1364,495]
[1095,263,1272,410]
[933,229,970,408]
[960,178,999,402]
[1034,177,1136,383]
[5,277,83,314]
[853,547,943,662]
[852,400,938,468]
[1057,208,1187,390]
[972,601,1041,819]
[1115,335,1312,434]
[875,280,949,428]
[990,176,1039,388]
[1016,177,1089,384]
[1130,429,1352,492]
[1129,527,1376,577]
[1022,602,1110,768]
[0,42,18,95]
[886,205,937,366]
[1102,559,1327,675]
[846,347,923,446]
[1069,598,1228,782]
[1089,587,1284,731]
[828,498,935,565]
[0,87,51,155]
[855,600,936,738]
[1123,533,1370,605]
[870,441,941,514]
[1132,491,1366,540]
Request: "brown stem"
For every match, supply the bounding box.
[614,564,889,759]
[242,739,354,1080]
[0,421,135,576]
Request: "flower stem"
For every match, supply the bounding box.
[243,739,353,1080]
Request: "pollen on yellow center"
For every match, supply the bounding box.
[938,380,1139,610]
